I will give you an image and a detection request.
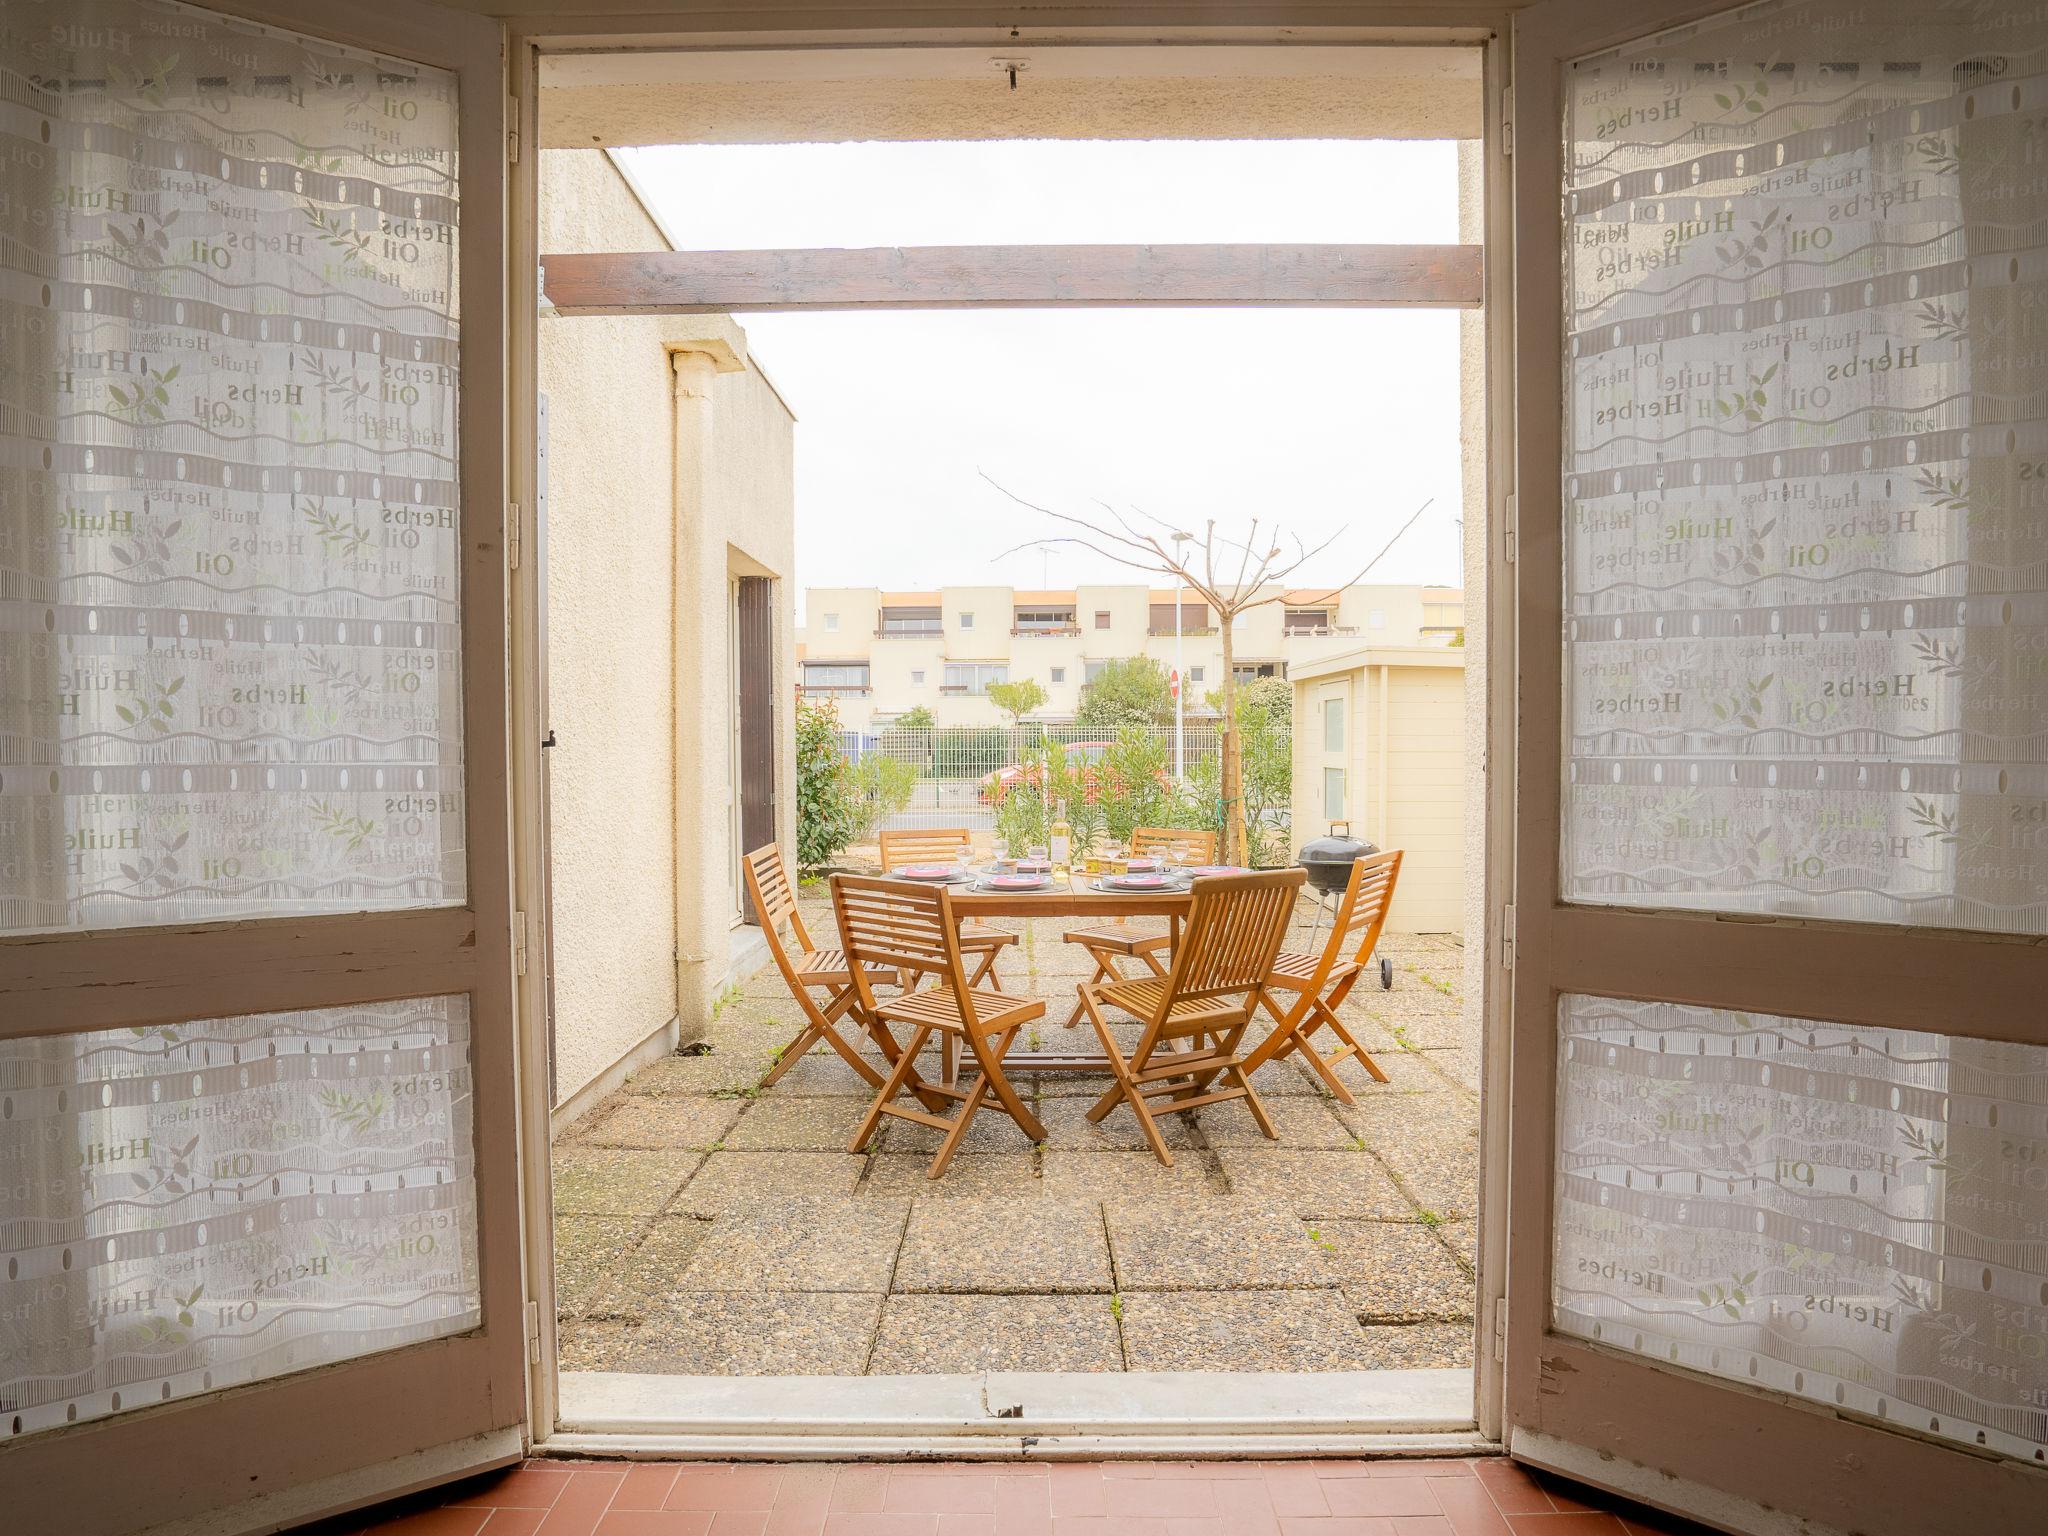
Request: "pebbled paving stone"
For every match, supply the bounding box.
[870,1294,1123,1373]
[893,1199,1113,1294]
[558,1293,883,1375]
[576,1096,743,1150]
[553,1216,643,1316]
[1318,1220,1477,1321]
[552,1146,701,1217]
[674,1197,909,1293]
[587,1216,712,1318]
[1212,1147,1413,1219]
[1106,1200,1337,1290]
[1118,1289,1381,1372]
[670,1150,865,1217]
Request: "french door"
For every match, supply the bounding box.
[0,1,527,1532]
[1507,1,2048,1531]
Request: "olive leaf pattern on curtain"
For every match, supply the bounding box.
[1555,0,2048,1470]
[1561,0,2048,935]
[0,1,480,1442]
[0,0,464,937]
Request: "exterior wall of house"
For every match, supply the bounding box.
[540,149,797,1112]
[1292,649,1467,934]
[539,150,680,1110]
[800,583,1463,733]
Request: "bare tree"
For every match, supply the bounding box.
[989,476,1432,865]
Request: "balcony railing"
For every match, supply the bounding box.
[799,683,872,696]
[1148,625,1218,638]
[876,623,943,638]
[1013,624,1081,637]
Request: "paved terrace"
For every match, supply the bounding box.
[552,886,1480,1376]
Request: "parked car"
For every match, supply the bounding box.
[978,741,1114,803]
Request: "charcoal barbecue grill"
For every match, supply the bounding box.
[1296,821,1394,989]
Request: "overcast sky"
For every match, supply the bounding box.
[617,140,1465,615]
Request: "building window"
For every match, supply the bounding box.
[1094,610,1111,630]
[1014,607,1077,633]
[1189,666,1205,684]
[801,662,870,692]
[1284,607,1331,635]
[1050,667,1066,684]
[879,605,941,637]
[1323,767,1346,821]
[910,669,925,687]
[958,611,975,630]
[1368,608,1386,630]
[1083,660,1109,683]
[1148,601,1209,636]
[823,612,839,633]
[942,662,1007,695]
[1323,696,1344,753]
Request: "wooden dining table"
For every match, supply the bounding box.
[946,871,1199,1073]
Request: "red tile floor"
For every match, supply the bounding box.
[322,1458,1724,1536]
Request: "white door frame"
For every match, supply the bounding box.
[501,12,1522,1453]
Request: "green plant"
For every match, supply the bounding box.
[894,704,936,729]
[994,773,1049,855]
[849,753,918,838]
[986,676,1048,726]
[796,699,858,869]
[933,725,1007,779]
[1095,726,1171,845]
[1075,656,1173,731]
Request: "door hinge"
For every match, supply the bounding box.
[507,502,521,571]
[507,95,520,164]
[1502,491,1518,565]
[1501,88,1514,157]
[513,908,529,977]
[525,1299,541,1364]
[1500,903,1517,972]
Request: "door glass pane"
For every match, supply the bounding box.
[0,0,464,935]
[1554,993,2048,1465]
[1561,2,2048,934]
[0,996,480,1439]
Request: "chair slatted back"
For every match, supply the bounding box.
[1160,868,1305,1010]
[743,843,815,979]
[877,827,972,873]
[1130,826,1217,864]
[831,874,977,1026]
[1295,849,1404,1003]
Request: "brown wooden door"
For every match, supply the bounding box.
[737,575,777,922]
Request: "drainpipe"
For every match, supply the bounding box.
[669,337,746,1035]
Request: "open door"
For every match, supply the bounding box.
[1506,2,2048,1531]
[0,2,525,1532]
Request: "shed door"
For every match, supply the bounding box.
[1505,2,2048,1531]
[0,1,526,1530]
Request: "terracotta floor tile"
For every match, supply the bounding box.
[1503,1518,1629,1535]
[934,1518,995,1536]
[1321,1480,1442,1519]
[1528,1477,1602,1516]
[1392,1520,1457,1535]
[1471,1465,1551,1518]
[376,1510,492,1536]
[823,1515,941,1536]
[1276,1518,1400,1536]
[884,1476,998,1516]
[613,1468,683,1512]
[1425,1479,1510,1536]
[707,1514,771,1536]
[538,1470,627,1536]
[1102,1478,1218,1518]
[1045,1467,1105,1518]
[1263,1466,1331,1519]
[764,1508,827,1536]
[829,1469,894,1515]
[595,1516,714,1536]
[452,1468,575,1510]
[670,1470,782,1513]
[483,1512,551,1536]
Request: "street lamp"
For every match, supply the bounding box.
[1171,531,1193,781]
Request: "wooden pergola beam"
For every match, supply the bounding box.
[539,243,1484,315]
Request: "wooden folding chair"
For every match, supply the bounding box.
[1076,867,1305,1166]
[1057,825,1218,1028]
[876,826,1018,989]
[743,844,895,1092]
[834,873,1048,1179]
[1241,849,1403,1105]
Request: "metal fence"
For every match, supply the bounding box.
[836,724,1225,833]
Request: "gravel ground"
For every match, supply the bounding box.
[554,885,1480,1376]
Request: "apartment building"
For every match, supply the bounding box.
[797,583,1464,730]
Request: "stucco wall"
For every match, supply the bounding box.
[540,149,798,1109]
[540,150,680,1107]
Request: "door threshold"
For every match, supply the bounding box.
[545,1368,1487,1460]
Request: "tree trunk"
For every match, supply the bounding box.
[1218,620,1248,865]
